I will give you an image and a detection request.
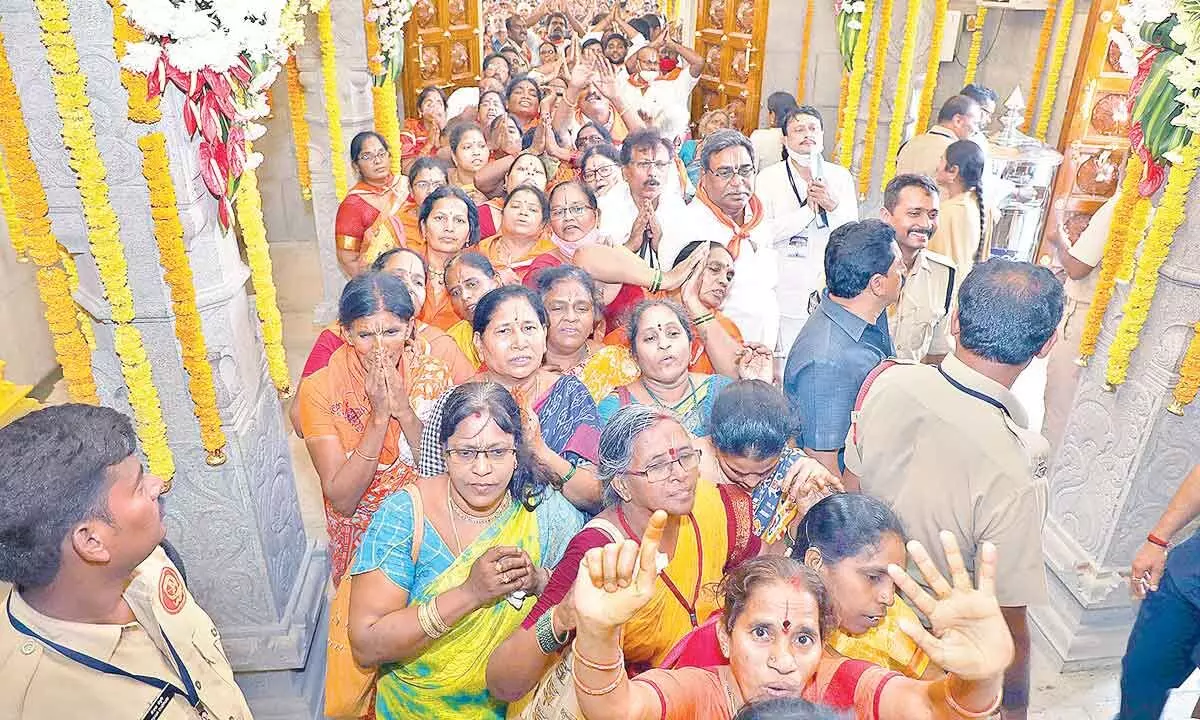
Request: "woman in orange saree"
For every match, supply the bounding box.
[297,272,454,586]
[417,185,481,330]
[400,85,448,173]
[478,185,556,283]
[334,132,410,278]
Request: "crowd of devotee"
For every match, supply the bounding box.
[2,1,1199,719]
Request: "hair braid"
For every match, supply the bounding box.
[971,185,986,263]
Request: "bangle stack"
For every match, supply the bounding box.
[353,446,380,463]
[692,312,715,327]
[417,598,450,640]
[571,641,625,696]
[944,677,1002,718]
[649,268,663,293]
[534,607,572,654]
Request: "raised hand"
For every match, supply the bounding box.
[572,509,667,629]
[734,343,775,383]
[888,532,1014,681]
[467,546,534,605]
[776,452,843,507]
[592,54,618,99]
[569,53,593,89]
[383,353,411,420]
[365,348,391,418]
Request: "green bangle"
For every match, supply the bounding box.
[649,268,663,293]
[562,463,578,484]
[535,608,570,654]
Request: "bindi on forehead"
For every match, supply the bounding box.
[456,411,495,440]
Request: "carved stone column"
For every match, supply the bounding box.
[2,4,328,716]
[1032,189,1200,668]
[301,1,374,325]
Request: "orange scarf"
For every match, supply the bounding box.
[693,186,766,260]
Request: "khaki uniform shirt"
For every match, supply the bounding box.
[844,353,1050,607]
[894,126,957,180]
[889,249,957,362]
[0,547,253,720]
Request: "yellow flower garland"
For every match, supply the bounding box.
[1025,3,1057,130]
[139,133,227,465]
[963,7,987,85]
[37,0,174,479]
[1170,321,1200,414]
[0,150,25,261]
[1077,154,1143,364]
[834,70,850,160]
[915,0,948,133]
[0,30,97,404]
[1116,195,1150,283]
[857,0,896,197]
[58,248,96,352]
[837,0,876,169]
[881,0,921,185]
[108,0,160,123]
[1036,0,1073,142]
[1105,136,1200,388]
[235,141,292,396]
[318,6,349,199]
[285,57,314,201]
[796,0,815,101]
[363,2,403,177]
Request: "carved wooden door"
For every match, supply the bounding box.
[402,0,483,114]
[1037,0,1132,263]
[690,0,769,135]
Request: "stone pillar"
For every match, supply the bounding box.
[1032,190,1200,669]
[301,0,374,325]
[1,3,329,716]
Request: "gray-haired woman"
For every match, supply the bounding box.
[485,403,761,704]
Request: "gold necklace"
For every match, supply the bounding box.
[446,480,511,557]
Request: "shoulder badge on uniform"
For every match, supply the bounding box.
[159,566,187,615]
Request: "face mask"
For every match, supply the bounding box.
[786,147,811,165]
[638,70,658,83]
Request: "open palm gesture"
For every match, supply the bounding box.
[572,510,667,630]
[888,531,1015,681]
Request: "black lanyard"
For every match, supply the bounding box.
[784,159,828,229]
[7,594,202,718]
[938,366,1010,418]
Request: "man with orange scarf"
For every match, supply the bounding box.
[660,129,780,350]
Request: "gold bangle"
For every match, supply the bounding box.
[944,677,1002,718]
[416,603,444,639]
[427,596,451,636]
[571,640,624,671]
[571,663,625,696]
[353,446,380,462]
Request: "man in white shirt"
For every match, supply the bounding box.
[617,34,704,129]
[597,128,689,269]
[757,105,858,350]
[660,129,780,349]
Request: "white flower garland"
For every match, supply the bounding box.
[365,0,417,79]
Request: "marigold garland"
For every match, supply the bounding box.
[0,30,97,403]
[363,1,403,177]
[915,0,948,133]
[58,248,96,351]
[1105,136,1200,388]
[1036,0,1074,142]
[1116,195,1151,283]
[834,71,850,159]
[139,133,227,465]
[108,0,160,124]
[963,8,988,85]
[1077,154,1144,364]
[37,0,173,478]
[1025,3,1058,130]
[882,0,921,185]
[796,0,815,101]
[285,57,314,201]
[0,150,25,261]
[856,0,896,197]
[837,0,876,168]
[235,141,292,396]
[1169,321,1200,414]
[318,6,349,199]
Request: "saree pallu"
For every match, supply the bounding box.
[478,232,558,283]
[570,345,640,404]
[400,118,439,159]
[373,498,580,719]
[447,319,481,369]
[827,598,933,678]
[597,374,733,437]
[335,178,408,265]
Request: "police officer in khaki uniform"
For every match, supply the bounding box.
[0,405,253,720]
[894,95,982,180]
[880,173,958,363]
[843,259,1064,720]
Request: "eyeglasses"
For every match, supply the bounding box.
[550,204,594,219]
[413,179,446,192]
[358,149,390,163]
[583,164,617,181]
[625,449,702,484]
[633,160,671,173]
[707,165,756,181]
[445,447,518,463]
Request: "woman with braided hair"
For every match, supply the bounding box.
[930,140,988,281]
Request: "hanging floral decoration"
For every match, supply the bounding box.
[139,133,228,465]
[363,0,403,177]
[837,0,876,168]
[797,0,816,100]
[856,0,895,197]
[1034,0,1073,142]
[1169,321,1200,414]
[108,0,161,123]
[0,32,97,404]
[1025,3,1058,130]
[285,57,314,200]
[915,0,948,133]
[882,0,921,185]
[319,6,349,199]
[834,0,869,72]
[1105,134,1200,388]
[964,8,988,84]
[1116,195,1152,282]
[235,141,292,396]
[0,150,25,261]
[834,71,851,158]
[58,249,97,352]
[37,0,174,477]
[1077,153,1144,364]
[364,0,418,81]
[115,0,326,228]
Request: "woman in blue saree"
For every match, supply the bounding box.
[418,284,604,512]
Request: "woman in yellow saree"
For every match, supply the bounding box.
[335,132,410,278]
[348,382,585,719]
